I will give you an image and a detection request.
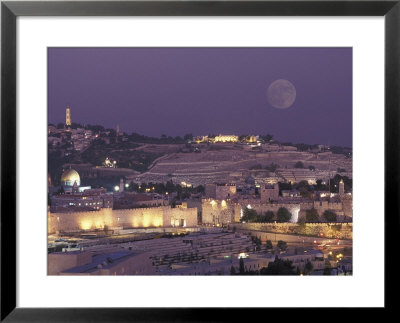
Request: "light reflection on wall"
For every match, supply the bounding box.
[80,220,92,230]
[290,207,300,223]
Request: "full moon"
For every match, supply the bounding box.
[267,79,296,109]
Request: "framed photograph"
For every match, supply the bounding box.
[1,0,398,320]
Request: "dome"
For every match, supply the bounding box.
[61,169,80,187]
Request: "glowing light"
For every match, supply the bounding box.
[143,217,151,227]
[210,200,216,206]
[221,200,227,208]
[247,204,252,209]
[153,218,162,227]
[114,186,119,191]
[238,253,248,259]
[94,220,104,229]
[125,183,129,188]
[81,220,92,230]
[132,217,139,228]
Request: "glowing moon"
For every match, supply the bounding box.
[267,79,296,109]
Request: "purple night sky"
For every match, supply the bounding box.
[48,47,352,147]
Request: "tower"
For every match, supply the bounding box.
[66,106,71,127]
[339,179,345,197]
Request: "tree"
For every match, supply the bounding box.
[264,211,274,222]
[304,260,314,275]
[183,133,193,142]
[261,134,274,142]
[305,208,320,223]
[265,240,273,250]
[323,260,332,275]
[277,240,287,251]
[239,258,245,274]
[323,210,337,222]
[249,164,262,170]
[294,161,304,168]
[277,207,291,222]
[242,208,258,222]
[265,163,279,172]
[300,190,312,199]
[230,266,236,275]
[260,256,297,275]
[254,237,262,251]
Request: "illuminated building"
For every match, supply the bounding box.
[53,169,113,212]
[50,190,113,213]
[213,134,238,143]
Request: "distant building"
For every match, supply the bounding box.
[213,134,238,143]
[281,190,301,198]
[260,183,279,202]
[51,169,113,212]
[205,183,236,200]
[113,192,168,209]
[50,187,113,213]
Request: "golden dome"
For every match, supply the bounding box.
[61,169,80,187]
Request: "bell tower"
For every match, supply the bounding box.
[66,106,71,128]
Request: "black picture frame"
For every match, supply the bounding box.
[1,0,399,321]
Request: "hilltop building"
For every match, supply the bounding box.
[213,134,238,143]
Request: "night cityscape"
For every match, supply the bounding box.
[48,47,352,276]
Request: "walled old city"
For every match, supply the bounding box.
[48,114,352,276]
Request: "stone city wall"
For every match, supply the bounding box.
[48,206,198,234]
[201,199,241,225]
[229,222,352,240]
[240,199,351,222]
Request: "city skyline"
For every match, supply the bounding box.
[48,47,352,147]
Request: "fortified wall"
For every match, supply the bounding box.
[238,198,352,223]
[229,222,353,240]
[48,206,198,234]
[201,199,241,225]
